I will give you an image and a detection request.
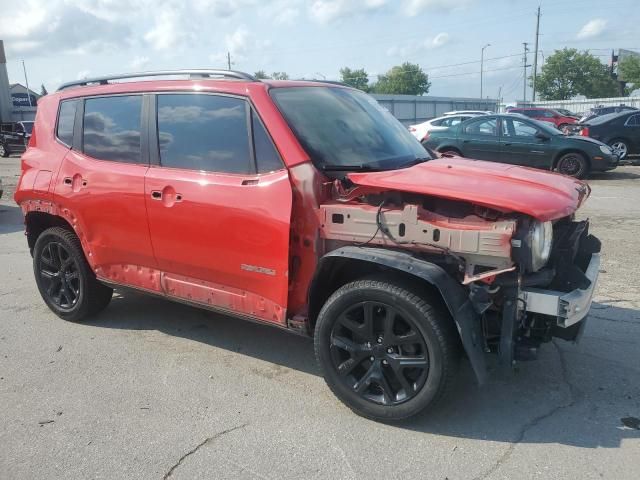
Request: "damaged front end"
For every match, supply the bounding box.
[318,182,601,383]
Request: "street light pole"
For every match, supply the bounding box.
[480,43,490,99]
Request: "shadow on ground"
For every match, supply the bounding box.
[85,291,640,449]
[590,170,640,180]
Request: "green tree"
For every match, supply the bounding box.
[40,84,48,96]
[534,48,619,100]
[339,67,370,91]
[372,62,430,95]
[271,72,289,80]
[253,70,270,79]
[619,55,640,90]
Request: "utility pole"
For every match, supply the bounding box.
[480,43,490,99]
[227,52,231,70]
[497,85,502,112]
[22,60,32,107]
[522,42,530,104]
[532,5,541,102]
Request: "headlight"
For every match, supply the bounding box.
[530,221,553,271]
[599,145,612,154]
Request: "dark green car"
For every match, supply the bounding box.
[422,113,618,178]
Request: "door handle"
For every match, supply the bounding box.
[462,140,471,143]
[503,143,512,146]
[151,190,162,200]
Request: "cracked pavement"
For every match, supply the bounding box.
[1,156,639,479]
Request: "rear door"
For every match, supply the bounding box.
[623,113,640,154]
[500,117,552,168]
[458,116,502,161]
[144,92,292,324]
[53,94,156,277]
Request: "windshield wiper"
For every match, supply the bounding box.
[322,164,378,171]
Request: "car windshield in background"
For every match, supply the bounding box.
[270,86,429,171]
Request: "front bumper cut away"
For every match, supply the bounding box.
[519,252,600,333]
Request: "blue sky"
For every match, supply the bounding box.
[2,0,638,101]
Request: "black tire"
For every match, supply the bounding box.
[0,143,8,157]
[608,138,629,160]
[33,227,113,322]
[556,152,589,179]
[439,148,462,157]
[314,278,460,421]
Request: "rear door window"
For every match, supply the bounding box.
[82,95,143,163]
[251,110,283,173]
[463,118,497,136]
[57,99,79,146]
[156,94,252,174]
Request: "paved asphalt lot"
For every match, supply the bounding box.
[1,155,639,479]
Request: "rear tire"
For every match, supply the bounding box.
[0,143,8,157]
[556,152,589,179]
[314,278,459,421]
[609,138,629,160]
[33,227,113,322]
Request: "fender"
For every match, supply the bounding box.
[317,246,487,385]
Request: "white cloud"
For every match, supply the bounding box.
[576,18,607,40]
[404,0,473,17]
[309,0,387,24]
[430,32,449,48]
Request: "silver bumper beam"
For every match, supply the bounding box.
[519,253,600,328]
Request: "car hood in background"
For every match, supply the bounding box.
[347,157,589,221]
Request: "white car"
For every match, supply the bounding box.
[409,114,482,142]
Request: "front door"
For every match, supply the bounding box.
[500,117,552,168]
[144,92,292,324]
[458,116,502,161]
[53,94,156,279]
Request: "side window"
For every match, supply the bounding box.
[431,118,444,126]
[503,119,538,137]
[56,99,78,146]
[157,94,251,174]
[449,117,464,127]
[625,114,639,126]
[522,111,536,118]
[83,95,142,163]
[252,110,283,173]
[542,110,555,118]
[463,118,497,136]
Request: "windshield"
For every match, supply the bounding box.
[21,122,34,134]
[270,87,429,170]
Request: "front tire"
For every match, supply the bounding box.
[33,227,113,322]
[556,152,589,178]
[0,143,8,157]
[314,278,459,421]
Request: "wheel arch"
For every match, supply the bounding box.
[25,211,74,254]
[308,246,487,384]
[436,145,462,155]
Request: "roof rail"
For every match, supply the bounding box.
[57,69,257,91]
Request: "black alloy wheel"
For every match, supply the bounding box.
[315,278,459,420]
[329,301,429,406]
[38,241,81,311]
[33,227,113,321]
[556,152,588,178]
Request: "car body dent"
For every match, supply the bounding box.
[347,157,589,221]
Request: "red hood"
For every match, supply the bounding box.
[347,157,589,221]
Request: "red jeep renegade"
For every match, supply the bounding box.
[15,70,601,420]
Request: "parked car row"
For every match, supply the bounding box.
[0,121,33,157]
[420,113,618,178]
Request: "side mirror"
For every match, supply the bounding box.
[535,132,550,141]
